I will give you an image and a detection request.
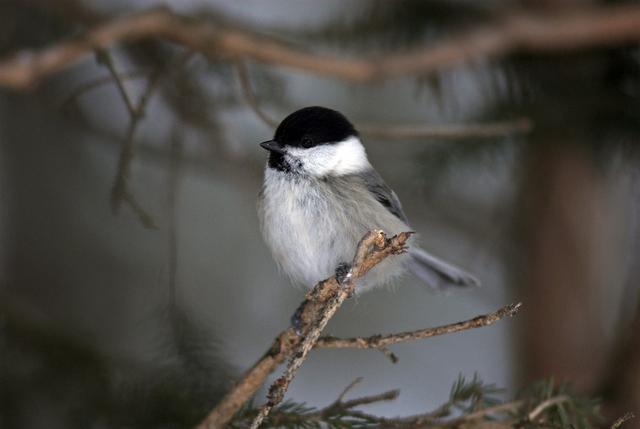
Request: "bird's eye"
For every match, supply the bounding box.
[301,136,314,148]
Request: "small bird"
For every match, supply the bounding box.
[257,106,479,293]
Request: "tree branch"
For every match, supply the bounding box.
[195,230,412,429]
[315,302,521,351]
[195,227,520,429]
[357,120,531,140]
[611,412,635,429]
[233,59,279,128]
[526,395,569,422]
[103,49,161,229]
[234,58,531,140]
[2,5,640,89]
[60,70,147,110]
[248,230,412,429]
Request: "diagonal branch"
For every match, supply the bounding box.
[3,5,640,89]
[233,59,279,128]
[248,230,412,429]
[611,412,635,429]
[526,395,570,422]
[194,227,521,429]
[316,302,522,351]
[60,70,147,110]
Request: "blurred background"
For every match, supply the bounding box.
[1,0,639,428]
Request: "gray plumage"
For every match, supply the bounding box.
[258,166,479,292]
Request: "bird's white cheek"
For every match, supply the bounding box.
[287,137,370,177]
[287,147,334,176]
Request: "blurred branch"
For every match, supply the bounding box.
[234,59,279,128]
[96,49,136,116]
[98,49,160,229]
[526,395,569,421]
[3,5,640,89]
[60,70,147,110]
[611,412,636,429]
[358,120,531,140]
[234,59,531,139]
[99,49,192,228]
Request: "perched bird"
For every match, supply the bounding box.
[257,106,478,293]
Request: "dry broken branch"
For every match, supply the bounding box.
[2,5,640,89]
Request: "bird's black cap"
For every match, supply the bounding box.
[272,106,358,149]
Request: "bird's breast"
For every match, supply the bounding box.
[258,171,354,286]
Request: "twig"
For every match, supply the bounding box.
[263,385,400,428]
[107,51,161,228]
[249,230,413,429]
[234,59,279,128]
[335,377,364,404]
[106,50,192,228]
[379,346,399,363]
[358,119,531,140]
[95,49,137,116]
[235,58,531,139]
[195,328,301,429]
[196,294,521,428]
[316,302,522,350]
[454,400,524,423]
[195,231,412,429]
[3,6,640,89]
[339,389,400,410]
[397,399,524,428]
[611,412,635,429]
[238,388,582,429]
[526,395,569,422]
[60,70,147,110]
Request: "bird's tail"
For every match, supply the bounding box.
[408,247,480,291]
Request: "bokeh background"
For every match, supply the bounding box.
[1,1,639,428]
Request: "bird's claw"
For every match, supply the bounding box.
[392,245,410,255]
[335,262,352,285]
[335,262,356,298]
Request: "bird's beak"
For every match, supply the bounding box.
[260,140,286,154]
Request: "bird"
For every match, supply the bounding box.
[257,106,479,293]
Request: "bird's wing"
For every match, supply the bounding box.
[361,168,409,224]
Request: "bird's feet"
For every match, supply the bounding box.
[290,263,354,335]
[335,262,356,298]
[335,262,352,285]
